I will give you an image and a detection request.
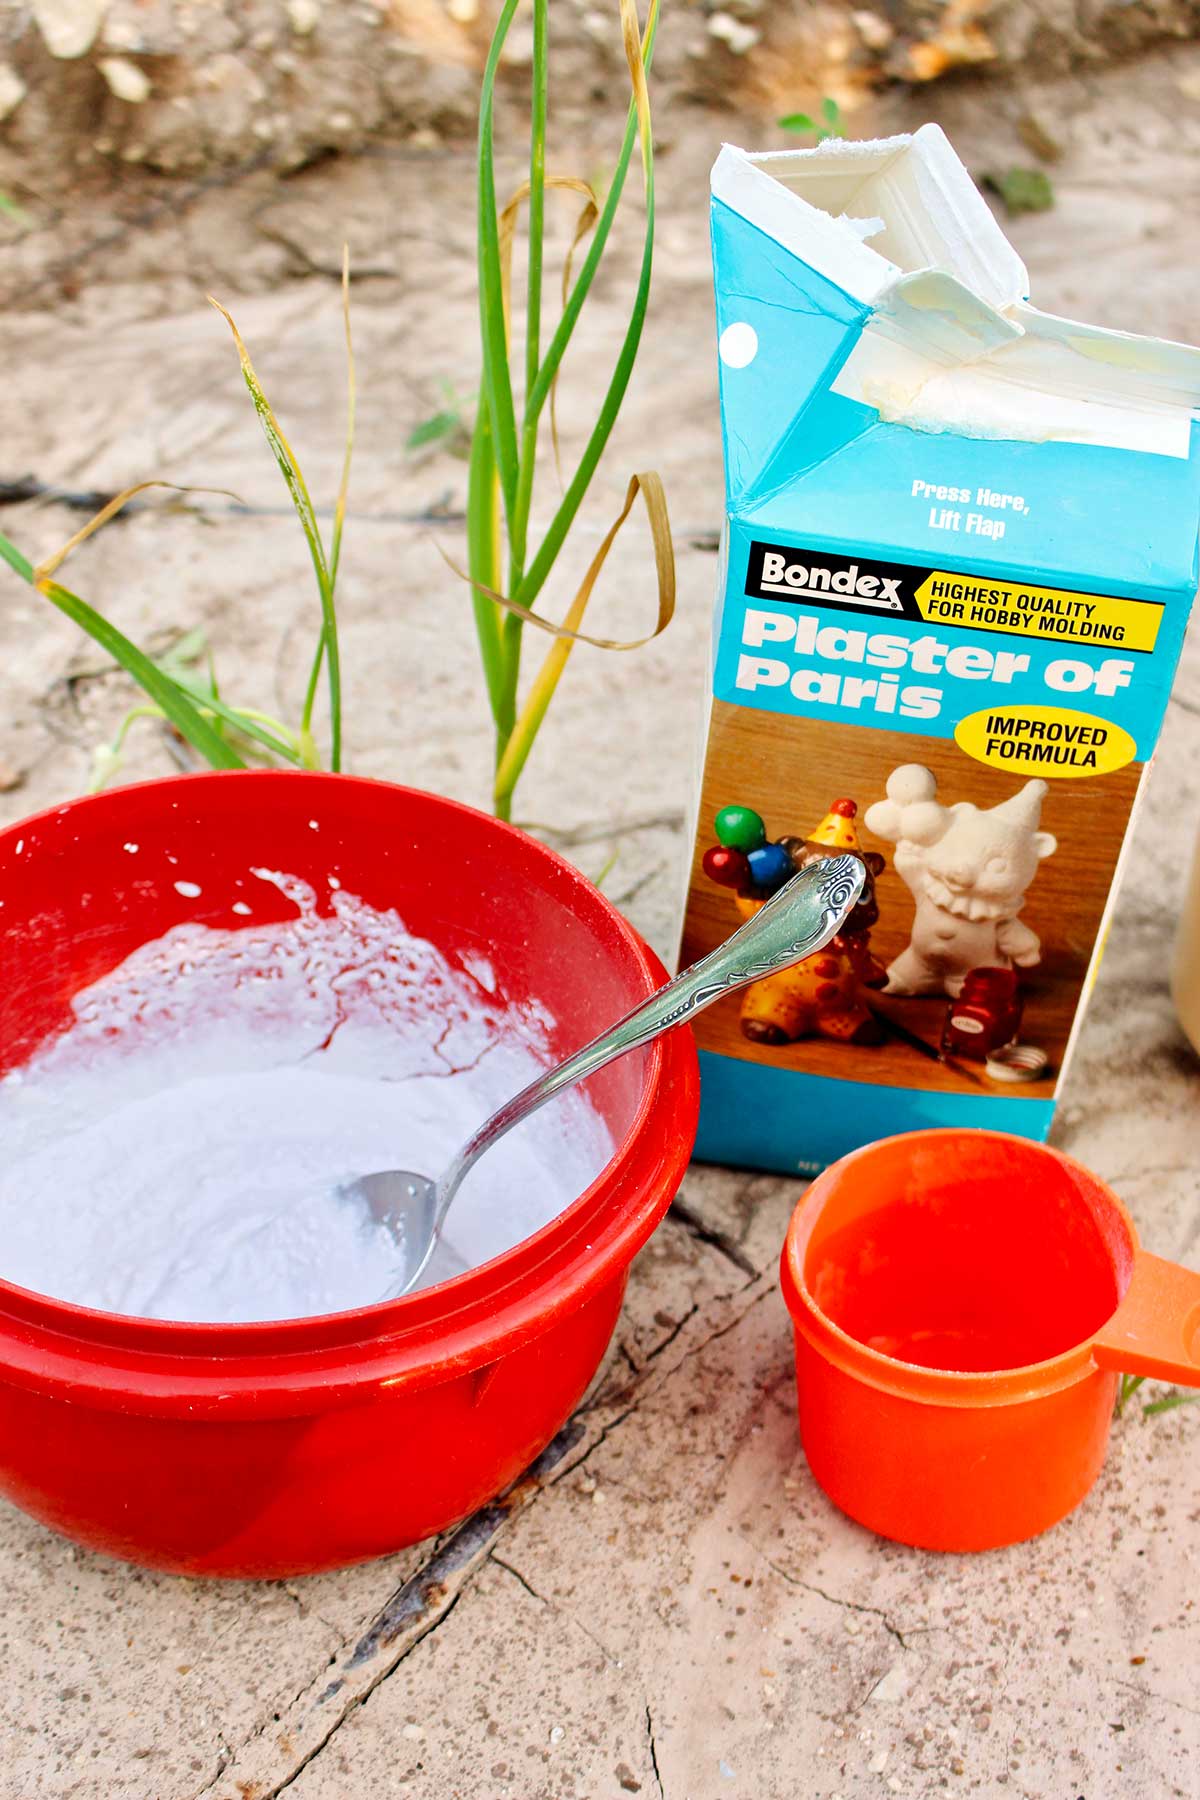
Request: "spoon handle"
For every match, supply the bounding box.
[436,853,865,1219]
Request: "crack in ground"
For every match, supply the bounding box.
[757,1552,916,1649]
[1112,1676,1200,1719]
[667,1194,757,1280]
[489,1551,543,1604]
[0,474,464,528]
[580,1301,702,1409]
[282,1585,352,1650]
[556,1287,777,1494]
[646,1703,665,1799]
[489,1553,619,1666]
[673,1282,775,1366]
[192,1656,332,1800]
[197,1278,776,1797]
[638,1300,700,1365]
[265,1588,471,1800]
[346,1423,587,1672]
[236,1424,591,1797]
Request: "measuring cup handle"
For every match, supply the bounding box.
[1092,1252,1200,1387]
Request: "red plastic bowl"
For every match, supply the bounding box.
[0,771,698,1576]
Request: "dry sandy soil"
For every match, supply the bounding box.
[0,43,1198,1800]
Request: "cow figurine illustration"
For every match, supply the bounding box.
[863,764,1057,999]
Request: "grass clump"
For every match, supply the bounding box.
[0,4,675,820]
[463,0,674,819]
[0,257,355,786]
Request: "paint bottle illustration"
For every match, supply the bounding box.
[941,966,1023,1061]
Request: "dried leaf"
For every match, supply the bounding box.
[32,480,240,583]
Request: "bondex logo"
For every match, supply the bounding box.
[757,551,904,610]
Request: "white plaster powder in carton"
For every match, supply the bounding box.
[679,125,1200,1174]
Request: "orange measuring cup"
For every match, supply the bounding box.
[780,1129,1200,1551]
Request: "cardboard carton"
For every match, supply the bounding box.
[682,126,1200,1173]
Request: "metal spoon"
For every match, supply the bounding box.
[349,852,865,1298]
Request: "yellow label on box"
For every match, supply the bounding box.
[914,572,1163,652]
[955,704,1138,778]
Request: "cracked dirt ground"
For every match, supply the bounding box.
[0,46,1199,1800]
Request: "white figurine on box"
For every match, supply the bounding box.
[864,765,1057,998]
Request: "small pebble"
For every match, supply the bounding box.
[549,1726,564,1744]
[98,56,151,102]
[0,66,26,123]
[707,10,760,52]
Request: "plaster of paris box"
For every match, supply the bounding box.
[681,124,1200,1175]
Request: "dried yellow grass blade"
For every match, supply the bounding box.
[32,481,239,583]
[497,174,601,482]
[489,468,674,805]
[621,0,653,167]
[549,182,603,481]
[498,176,599,332]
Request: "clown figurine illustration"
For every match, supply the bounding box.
[702,797,887,1045]
[864,765,1057,999]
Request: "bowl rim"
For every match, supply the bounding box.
[0,770,700,1414]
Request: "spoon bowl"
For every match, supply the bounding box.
[348,852,866,1296]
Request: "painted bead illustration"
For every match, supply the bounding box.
[702,845,750,889]
[704,797,887,1046]
[863,765,1057,999]
[714,804,766,854]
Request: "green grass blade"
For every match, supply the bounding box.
[210,296,342,771]
[525,0,548,407]
[299,253,355,773]
[1116,1372,1146,1416]
[406,410,463,452]
[1142,1391,1200,1417]
[466,403,510,734]
[524,1,658,425]
[513,1,657,616]
[0,530,245,770]
[0,534,33,582]
[505,0,549,602]
[477,0,523,527]
[167,679,304,764]
[90,705,166,792]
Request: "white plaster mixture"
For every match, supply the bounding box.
[0,871,614,1322]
